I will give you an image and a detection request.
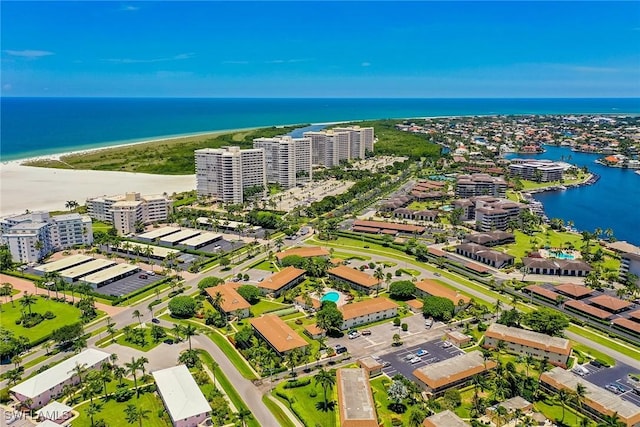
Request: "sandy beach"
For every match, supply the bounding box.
[0,161,195,216]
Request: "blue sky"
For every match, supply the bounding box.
[2,1,639,97]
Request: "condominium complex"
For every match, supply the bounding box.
[455,173,507,198]
[86,192,171,235]
[509,159,565,182]
[195,146,266,204]
[253,135,312,189]
[303,126,374,167]
[453,196,523,231]
[620,252,640,285]
[1,212,93,263]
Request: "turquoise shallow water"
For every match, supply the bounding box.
[2,97,639,160]
[321,292,340,303]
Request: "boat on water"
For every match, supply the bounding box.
[636,170,640,176]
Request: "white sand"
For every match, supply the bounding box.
[0,161,195,216]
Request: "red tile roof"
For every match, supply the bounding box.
[328,266,380,289]
[589,295,632,312]
[258,266,305,292]
[565,300,612,320]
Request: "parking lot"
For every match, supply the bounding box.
[577,361,640,406]
[379,339,465,380]
[94,272,165,297]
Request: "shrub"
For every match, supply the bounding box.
[309,389,317,398]
[284,378,311,389]
[22,313,44,328]
[389,280,416,300]
[168,296,197,318]
[44,311,56,319]
[401,323,408,331]
[393,318,401,327]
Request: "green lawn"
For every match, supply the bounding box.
[331,251,371,261]
[534,398,592,426]
[262,395,298,427]
[273,378,338,427]
[206,330,259,380]
[370,376,411,427]
[115,327,172,352]
[251,299,289,316]
[73,391,169,427]
[252,260,278,272]
[0,296,84,343]
[569,324,640,362]
[91,220,113,233]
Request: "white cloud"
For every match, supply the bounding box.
[361,62,371,67]
[4,50,54,58]
[104,53,194,64]
[120,5,139,12]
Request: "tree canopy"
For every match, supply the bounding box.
[168,296,197,318]
[236,285,261,304]
[522,308,569,337]
[389,280,416,300]
[422,296,454,321]
[197,276,224,291]
[51,322,84,346]
[316,301,343,335]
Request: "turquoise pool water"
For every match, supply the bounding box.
[441,205,453,212]
[321,291,340,303]
[550,251,575,260]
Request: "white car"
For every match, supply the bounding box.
[348,331,361,339]
[409,357,422,364]
[442,341,452,348]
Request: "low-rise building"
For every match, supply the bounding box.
[152,364,212,427]
[486,397,533,421]
[415,279,471,310]
[275,246,330,262]
[256,266,306,297]
[339,297,398,330]
[336,368,378,427]
[205,284,250,320]
[465,231,515,247]
[589,294,632,314]
[484,323,572,368]
[250,315,308,355]
[413,350,497,396]
[541,367,640,427]
[327,265,381,295]
[358,357,383,377]
[455,243,514,269]
[10,348,110,409]
[423,410,468,427]
[352,219,425,235]
[446,331,472,347]
[554,282,593,299]
[523,257,592,277]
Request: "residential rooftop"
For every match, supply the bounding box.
[415,279,471,305]
[413,350,496,390]
[423,409,468,427]
[328,265,380,289]
[258,266,306,292]
[205,284,250,313]
[485,323,571,355]
[152,364,211,422]
[336,368,378,427]
[339,297,398,321]
[275,246,330,260]
[250,315,308,354]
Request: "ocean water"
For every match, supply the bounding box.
[506,146,640,246]
[2,97,639,161]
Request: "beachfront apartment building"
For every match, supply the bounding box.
[304,126,374,167]
[1,212,93,263]
[484,323,572,367]
[508,159,565,182]
[620,252,640,285]
[253,135,312,189]
[455,173,507,198]
[86,192,171,235]
[195,146,266,204]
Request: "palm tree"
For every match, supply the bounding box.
[182,324,198,351]
[373,266,384,296]
[556,389,570,424]
[234,409,253,427]
[125,404,150,427]
[493,299,503,317]
[172,324,183,341]
[137,356,149,378]
[314,368,336,411]
[1,282,13,303]
[6,368,22,385]
[125,357,141,396]
[132,309,143,326]
[113,365,126,385]
[597,412,625,427]
[100,363,112,398]
[69,362,88,386]
[86,402,101,427]
[524,354,535,377]
[20,292,37,315]
[575,382,587,413]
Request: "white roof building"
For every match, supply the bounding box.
[152,365,211,425]
[10,348,110,401]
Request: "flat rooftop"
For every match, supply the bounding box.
[336,368,378,427]
[159,229,201,244]
[82,263,138,285]
[58,259,115,280]
[34,254,93,273]
[137,226,181,240]
[179,232,222,247]
[423,410,467,427]
[276,246,330,260]
[152,364,211,422]
[118,241,180,258]
[541,367,640,422]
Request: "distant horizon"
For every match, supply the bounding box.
[4,96,640,100]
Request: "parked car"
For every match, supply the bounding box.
[151,318,160,324]
[362,330,372,336]
[606,384,622,394]
[139,274,148,279]
[335,345,347,354]
[442,341,452,349]
[382,361,391,368]
[416,349,429,357]
[434,272,441,277]
[146,270,155,276]
[348,331,361,339]
[590,360,605,368]
[409,357,422,364]
[572,365,589,376]
[425,318,433,328]
[404,354,415,362]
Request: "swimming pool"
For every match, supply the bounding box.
[550,251,575,260]
[321,291,340,303]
